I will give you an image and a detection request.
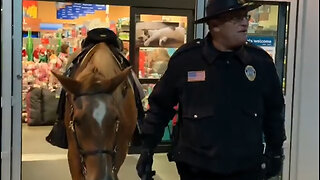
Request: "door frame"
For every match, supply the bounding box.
[1,0,23,179]
[1,0,14,179]
[2,0,197,180]
[192,0,299,180]
[243,1,299,180]
[3,0,300,180]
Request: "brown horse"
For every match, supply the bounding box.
[52,42,137,180]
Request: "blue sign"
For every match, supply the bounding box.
[57,3,106,20]
[94,4,106,10]
[247,36,275,47]
[40,23,63,30]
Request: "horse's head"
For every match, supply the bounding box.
[52,67,131,180]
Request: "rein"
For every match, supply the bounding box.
[68,96,120,177]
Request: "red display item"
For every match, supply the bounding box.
[22,49,27,57]
[110,23,117,34]
[172,105,179,126]
[41,38,49,45]
[33,47,40,59]
[71,29,76,38]
[139,51,146,77]
[81,27,87,36]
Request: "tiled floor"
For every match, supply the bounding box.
[21,124,280,180]
[22,124,179,180]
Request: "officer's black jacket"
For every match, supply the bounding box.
[141,34,286,173]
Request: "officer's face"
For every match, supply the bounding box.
[209,10,250,49]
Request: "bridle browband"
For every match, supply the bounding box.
[68,93,120,177]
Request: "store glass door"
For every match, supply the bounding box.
[129,7,194,152]
[20,1,132,179]
[2,0,14,179]
[247,2,289,94]
[198,1,291,179]
[246,2,290,180]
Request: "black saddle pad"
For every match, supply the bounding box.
[46,120,68,149]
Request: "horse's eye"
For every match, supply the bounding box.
[74,119,81,126]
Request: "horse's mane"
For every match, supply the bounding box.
[76,43,119,81]
[73,43,123,94]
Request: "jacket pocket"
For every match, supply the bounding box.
[239,107,264,151]
[241,108,261,119]
[182,108,214,120]
[179,109,215,149]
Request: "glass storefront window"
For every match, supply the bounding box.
[131,9,193,151]
[248,5,279,61]
[135,14,187,79]
[248,4,290,179]
[21,1,131,123]
[248,4,288,94]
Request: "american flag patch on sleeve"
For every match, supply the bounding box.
[187,71,206,82]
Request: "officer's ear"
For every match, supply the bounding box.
[208,19,221,32]
[213,27,220,32]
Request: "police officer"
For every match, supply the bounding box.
[136,0,286,179]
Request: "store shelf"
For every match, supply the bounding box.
[119,25,130,32]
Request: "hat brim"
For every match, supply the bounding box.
[194,3,261,24]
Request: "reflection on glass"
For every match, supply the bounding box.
[248,5,278,61]
[248,6,284,179]
[138,47,176,78]
[135,14,187,79]
[136,21,186,47]
[248,5,278,35]
[141,84,155,111]
[248,4,288,95]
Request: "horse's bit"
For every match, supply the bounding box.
[69,102,120,177]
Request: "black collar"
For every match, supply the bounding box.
[202,33,251,65]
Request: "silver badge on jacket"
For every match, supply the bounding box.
[245,65,256,81]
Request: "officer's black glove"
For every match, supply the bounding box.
[136,149,155,180]
[266,155,284,178]
[264,145,284,178]
[264,145,284,179]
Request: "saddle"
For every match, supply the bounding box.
[46,28,144,149]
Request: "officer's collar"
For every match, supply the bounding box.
[202,33,250,65]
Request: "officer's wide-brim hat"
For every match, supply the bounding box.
[82,28,121,49]
[195,0,261,24]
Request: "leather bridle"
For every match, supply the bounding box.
[62,42,131,179]
[68,94,120,177]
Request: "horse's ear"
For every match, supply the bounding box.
[51,71,81,95]
[102,67,132,93]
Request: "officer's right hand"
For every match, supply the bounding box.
[136,149,154,179]
[266,156,284,178]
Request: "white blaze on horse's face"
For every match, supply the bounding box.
[93,100,107,128]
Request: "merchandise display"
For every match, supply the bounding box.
[132,14,189,144]
[139,47,173,79]
[20,0,197,154]
[21,52,62,122]
[135,15,187,80]
[26,30,34,61]
[21,1,131,124]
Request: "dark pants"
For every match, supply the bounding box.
[176,162,265,180]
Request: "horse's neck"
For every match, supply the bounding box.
[76,43,120,81]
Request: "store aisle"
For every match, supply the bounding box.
[21,124,179,180]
